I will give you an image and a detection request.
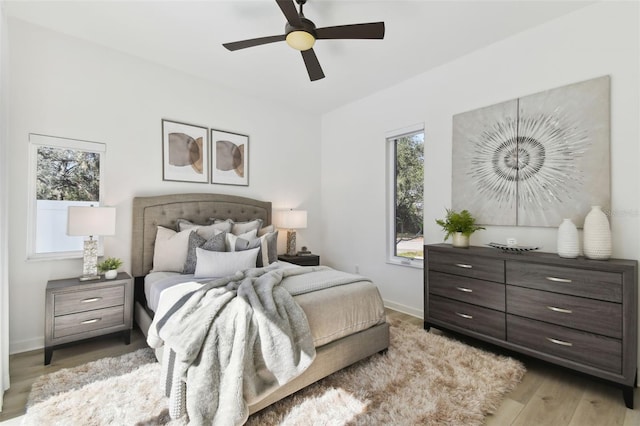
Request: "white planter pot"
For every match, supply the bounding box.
[451,232,469,248]
[104,269,118,279]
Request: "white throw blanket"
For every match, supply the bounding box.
[148,265,363,425]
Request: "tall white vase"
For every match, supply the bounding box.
[557,218,579,258]
[583,206,611,260]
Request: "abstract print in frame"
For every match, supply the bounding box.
[211,129,249,186]
[162,119,209,183]
[452,76,610,228]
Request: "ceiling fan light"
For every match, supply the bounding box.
[286,31,315,51]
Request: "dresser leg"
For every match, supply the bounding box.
[423,321,431,332]
[123,330,131,345]
[44,347,53,365]
[623,385,634,409]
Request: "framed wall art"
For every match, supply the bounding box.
[161,119,209,183]
[452,75,610,228]
[211,129,249,186]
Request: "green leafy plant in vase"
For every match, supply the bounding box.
[435,208,485,248]
[98,257,123,279]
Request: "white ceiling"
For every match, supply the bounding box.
[4,0,594,114]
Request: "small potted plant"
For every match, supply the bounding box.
[435,208,485,248]
[98,257,123,279]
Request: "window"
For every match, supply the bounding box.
[27,134,106,260]
[387,126,424,266]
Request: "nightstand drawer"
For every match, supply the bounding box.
[54,285,125,316]
[53,305,125,339]
[429,271,505,311]
[506,261,622,303]
[507,314,622,373]
[507,285,621,338]
[429,295,505,339]
[428,251,504,283]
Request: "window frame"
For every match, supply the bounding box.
[386,124,424,269]
[26,133,107,261]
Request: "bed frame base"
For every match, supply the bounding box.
[134,301,390,415]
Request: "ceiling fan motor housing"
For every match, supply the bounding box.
[285,18,317,51]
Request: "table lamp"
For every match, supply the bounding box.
[275,209,307,256]
[67,206,116,281]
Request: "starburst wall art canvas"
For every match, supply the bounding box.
[452,76,610,228]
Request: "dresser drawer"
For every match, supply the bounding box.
[429,295,505,339]
[507,286,621,338]
[54,285,125,316]
[53,305,125,339]
[507,314,622,373]
[506,262,622,303]
[429,271,505,311]
[428,250,504,283]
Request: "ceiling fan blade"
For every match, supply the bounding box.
[223,34,286,51]
[301,49,325,81]
[316,22,385,40]
[276,0,302,27]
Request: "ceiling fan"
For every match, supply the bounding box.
[222,0,385,81]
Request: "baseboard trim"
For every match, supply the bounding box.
[10,337,43,355]
[383,299,423,319]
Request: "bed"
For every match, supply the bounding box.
[131,193,390,422]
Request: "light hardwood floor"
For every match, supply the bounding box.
[2,310,639,425]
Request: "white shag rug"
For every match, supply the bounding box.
[23,320,525,425]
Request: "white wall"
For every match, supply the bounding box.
[6,18,321,353]
[320,2,640,318]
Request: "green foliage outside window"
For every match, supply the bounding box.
[36,147,100,201]
[395,133,424,259]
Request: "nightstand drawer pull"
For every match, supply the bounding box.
[80,318,101,325]
[455,263,473,269]
[456,287,473,293]
[547,306,573,314]
[455,312,473,319]
[545,276,572,283]
[546,337,573,347]
[81,297,102,303]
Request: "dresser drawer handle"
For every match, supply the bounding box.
[546,337,573,347]
[545,276,572,283]
[547,306,573,314]
[81,297,102,303]
[456,287,473,293]
[455,312,473,319]
[80,318,101,325]
[455,263,473,269]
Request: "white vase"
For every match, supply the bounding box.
[557,218,579,258]
[104,269,118,279]
[451,232,469,248]
[583,206,611,260]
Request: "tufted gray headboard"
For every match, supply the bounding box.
[131,193,272,277]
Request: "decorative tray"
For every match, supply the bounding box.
[487,242,540,252]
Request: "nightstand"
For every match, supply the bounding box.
[278,254,320,266]
[44,272,133,365]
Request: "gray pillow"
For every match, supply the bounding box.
[177,218,232,239]
[211,218,263,236]
[183,231,227,274]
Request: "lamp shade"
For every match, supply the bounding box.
[275,209,307,229]
[67,206,116,237]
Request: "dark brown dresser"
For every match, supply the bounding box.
[424,244,637,408]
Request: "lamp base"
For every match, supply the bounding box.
[79,275,101,282]
[82,239,99,279]
[286,230,297,256]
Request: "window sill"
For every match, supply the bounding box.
[387,258,424,269]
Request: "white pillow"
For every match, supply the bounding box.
[152,226,191,272]
[194,247,260,278]
[225,229,258,250]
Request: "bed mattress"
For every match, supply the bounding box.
[144,263,386,348]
